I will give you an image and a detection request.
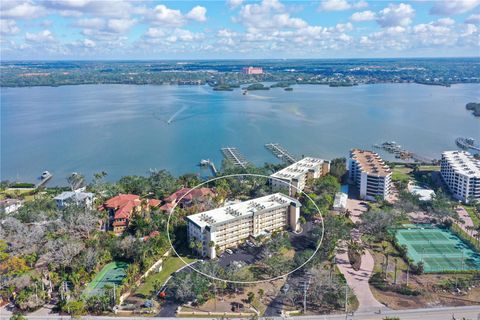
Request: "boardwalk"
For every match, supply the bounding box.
[221,147,249,169]
[265,143,297,164]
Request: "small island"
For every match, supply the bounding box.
[213,84,234,91]
[243,83,270,91]
[466,102,480,117]
[270,81,294,88]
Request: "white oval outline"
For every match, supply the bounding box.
[166,173,325,284]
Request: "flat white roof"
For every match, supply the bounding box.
[410,186,435,201]
[187,193,299,228]
[333,192,348,209]
[54,191,93,201]
[442,151,480,178]
[270,157,325,180]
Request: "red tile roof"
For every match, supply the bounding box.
[148,199,161,207]
[104,194,160,221]
[159,202,176,211]
[164,187,214,203]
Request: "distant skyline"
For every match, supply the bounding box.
[1,0,479,60]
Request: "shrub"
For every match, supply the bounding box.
[9,183,35,188]
[410,261,424,275]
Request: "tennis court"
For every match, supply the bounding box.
[395,224,480,273]
[83,261,129,297]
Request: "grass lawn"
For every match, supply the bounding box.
[135,256,195,297]
[464,206,480,227]
[0,188,36,201]
[419,165,440,171]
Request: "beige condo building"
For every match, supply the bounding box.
[186,193,301,258]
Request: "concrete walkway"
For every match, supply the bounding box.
[335,242,388,313]
[455,206,475,235]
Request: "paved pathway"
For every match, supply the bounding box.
[335,242,388,313]
[345,198,368,224]
[455,206,475,235]
[338,198,388,312]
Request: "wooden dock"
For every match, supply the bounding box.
[265,143,297,164]
[36,175,52,188]
[221,147,249,169]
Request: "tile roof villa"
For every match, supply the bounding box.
[102,194,160,234]
[160,187,215,212]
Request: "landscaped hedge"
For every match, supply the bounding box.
[10,183,35,188]
[369,272,420,296]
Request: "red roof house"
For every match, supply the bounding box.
[160,187,215,212]
[103,194,160,234]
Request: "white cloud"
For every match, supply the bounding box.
[435,17,455,26]
[0,19,20,35]
[43,0,134,18]
[143,27,203,44]
[148,4,185,27]
[83,38,95,48]
[75,18,104,29]
[350,10,376,22]
[319,0,367,12]
[430,0,480,15]
[237,0,307,30]
[1,1,46,19]
[377,3,415,27]
[107,18,136,33]
[465,13,480,24]
[227,0,244,9]
[145,27,165,38]
[186,6,207,22]
[25,30,55,43]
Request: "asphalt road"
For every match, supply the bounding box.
[3,305,479,320]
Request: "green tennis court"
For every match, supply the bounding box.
[395,224,480,273]
[83,261,129,297]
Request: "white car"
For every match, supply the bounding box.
[225,249,233,255]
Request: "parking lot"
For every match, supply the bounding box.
[215,221,317,270]
[216,242,263,268]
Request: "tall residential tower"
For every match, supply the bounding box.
[348,149,392,201]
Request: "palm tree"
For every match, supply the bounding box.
[195,241,203,258]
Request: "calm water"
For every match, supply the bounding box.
[1,83,479,184]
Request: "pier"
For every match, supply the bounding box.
[36,173,52,188]
[221,147,249,169]
[456,137,480,152]
[200,159,218,176]
[265,143,297,164]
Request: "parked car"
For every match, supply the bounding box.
[225,249,233,255]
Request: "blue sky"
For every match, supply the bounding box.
[1,0,479,60]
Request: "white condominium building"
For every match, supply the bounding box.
[441,151,480,203]
[186,193,301,258]
[348,149,392,201]
[270,157,330,196]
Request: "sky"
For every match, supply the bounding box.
[0,0,479,60]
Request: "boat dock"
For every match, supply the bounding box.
[265,143,297,164]
[411,153,433,163]
[36,172,53,188]
[456,137,480,152]
[200,159,218,176]
[221,147,249,169]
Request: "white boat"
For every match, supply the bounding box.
[41,171,51,180]
[199,159,210,166]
